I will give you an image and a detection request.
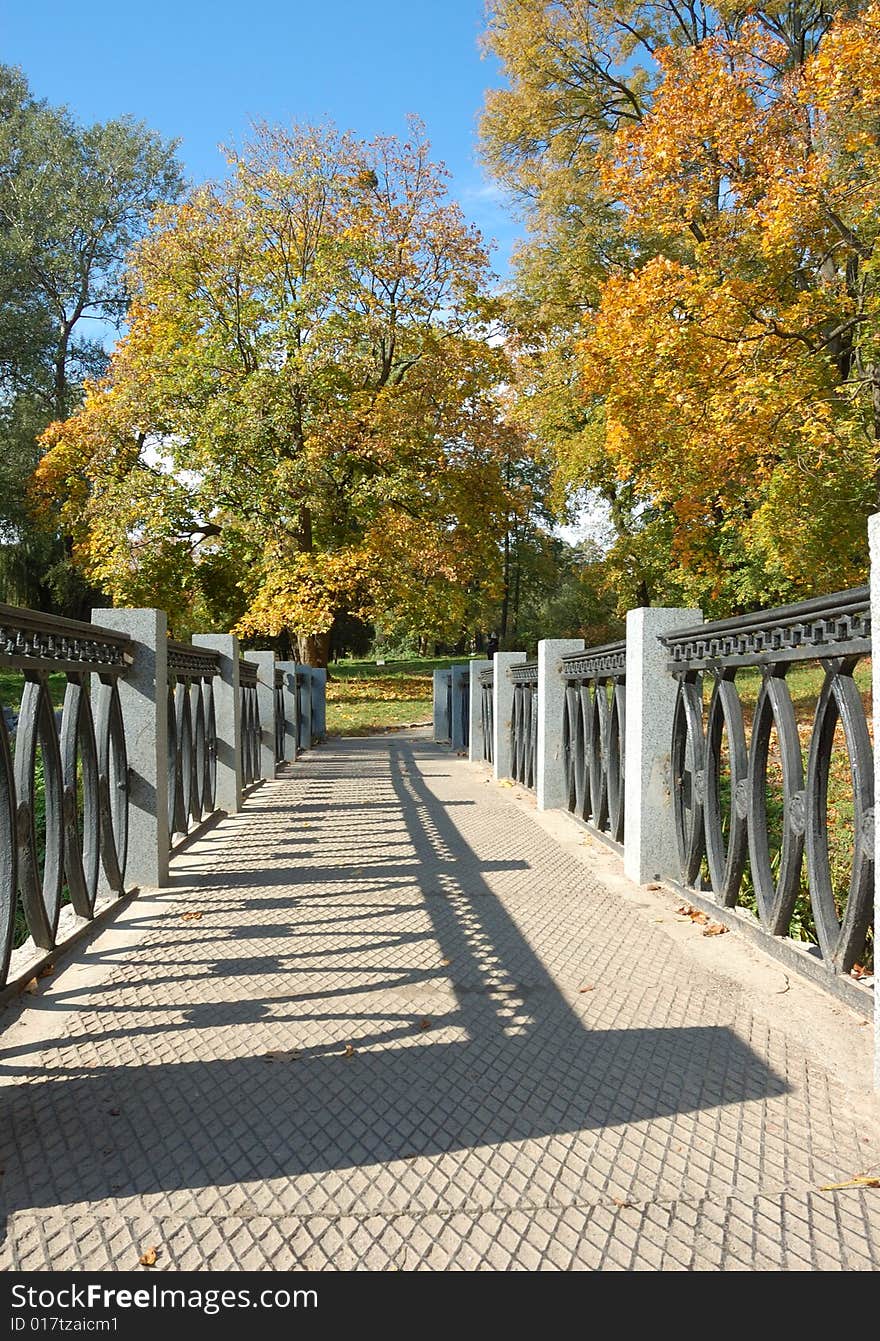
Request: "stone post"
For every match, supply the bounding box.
[450,664,470,751]
[492,652,527,781]
[276,661,299,762]
[249,650,276,782]
[433,670,450,743]
[296,664,313,751]
[310,667,327,742]
[868,512,880,1088]
[94,608,169,888]
[537,639,585,812]
[623,607,702,886]
[193,633,242,815]
[468,659,492,763]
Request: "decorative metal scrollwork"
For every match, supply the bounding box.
[479,667,494,764]
[240,660,261,788]
[0,609,134,986]
[561,642,626,847]
[510,663,538,789]
[167,641,218,845]
[274,668,286,764]
[663,590,874,979]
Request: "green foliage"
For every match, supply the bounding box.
[0,63,183,616]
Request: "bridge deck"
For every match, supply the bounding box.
[1,730,878,1270]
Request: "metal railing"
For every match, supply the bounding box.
[661,587,873,979]
[167,642,219,845]
[274,666,286,763]
[0,606,132,985]
[0,604,329,993]
[561,641,626,847]
[240,659,261,787]
[509,661,538,788]
[479,665,494,764]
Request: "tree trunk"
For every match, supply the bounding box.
[500,522,511,638]
[298,630,331,667]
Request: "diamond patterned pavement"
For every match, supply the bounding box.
[1,730,878,1270]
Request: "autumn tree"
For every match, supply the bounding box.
[35,121,531,662]
[0,65,183,613]
[482,1,879,612]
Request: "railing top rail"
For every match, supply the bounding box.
[662,585,870,670]
[509,660,539,683]
[0,603,132,674]
[240,658,259,686]
[561,640,626,679]
[167,641,220,680]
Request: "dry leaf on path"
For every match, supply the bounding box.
[179,911,202,922]
[23,978,39,994]
[677,904,709,925]
[819,1175,880,1191]
[703,922,728,937]
[612,1197,636,1209]
[39,964,55,978]
[579,985,595,993]
[418,1018,431,1030]
[138,1246,159,1267]
[342,1043,356,1058]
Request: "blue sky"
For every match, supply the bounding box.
[1,0,522,274]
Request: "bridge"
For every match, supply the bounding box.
[0,601,878,1270]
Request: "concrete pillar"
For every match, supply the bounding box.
[451,664,470,751]
[468,660,492,763]
[623,607,702,886]
[310,667,327,741]
[249,650,276,781]
[193,634,242,815]
[276,661,299,762]
[537,639,585,811]
[868,513,880,1089]
[433,670,450,742]
[492,652,527,781]
[94,608,169,888]
[295,664,313,750]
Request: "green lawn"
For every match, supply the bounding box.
[326,655,465,736]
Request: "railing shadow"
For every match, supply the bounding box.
[0,735,788,1223]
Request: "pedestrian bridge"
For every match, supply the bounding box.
[1,730,878,1271]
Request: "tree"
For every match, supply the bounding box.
[0,64,183,613]
[35,120,534,662]
[482,2,878,613]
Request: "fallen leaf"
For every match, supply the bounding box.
[646,882,662,890]
[702,922,728,937]
[440,958,451,966]
[499,780,513,788]
[819,1176,880,1191]
[418,1018,431,1031]
[39,964,55,978]
[343,1043,356,1058]
[24,978,39,994]
[179,910,202,922]
[138,1246,159,1268]
[612,1197,636,1209]
[579,985,595,993]
[851,963,870,980]
[677,904,709,925]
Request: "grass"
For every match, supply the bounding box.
[325,655,464,736]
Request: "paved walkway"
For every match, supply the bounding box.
[1,730,879,1271]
